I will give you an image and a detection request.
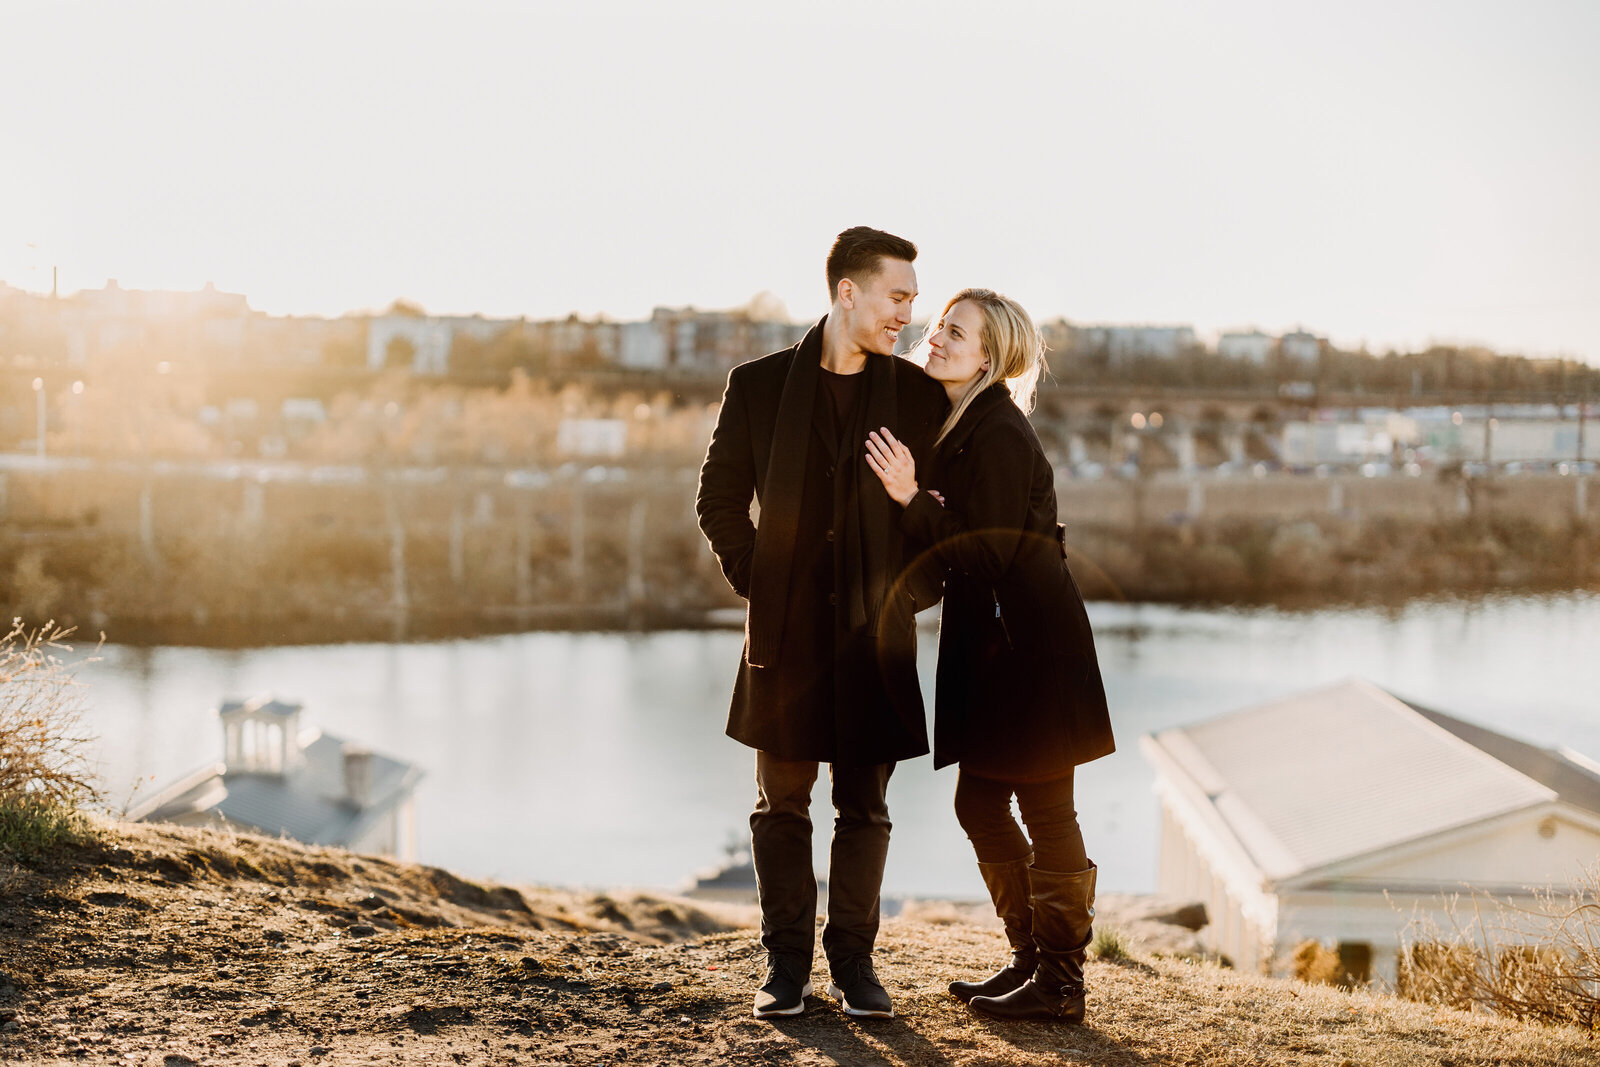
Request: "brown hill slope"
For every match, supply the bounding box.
[0,820,1594,1066]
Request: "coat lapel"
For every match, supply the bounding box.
[938,382,1010,459]
[745,317,823,668]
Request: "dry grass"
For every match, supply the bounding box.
[0,820,1596,1065]
[0,619,101,856]
[1398,869,1600,1032]
[1091,926,1131,963]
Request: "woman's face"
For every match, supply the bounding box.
[923,300,988,391]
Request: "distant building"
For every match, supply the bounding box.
[0,280,64,364]
[71,278,251,321]
[540,314,619,366]
[57,279,253,367]
[1069,324,1198,363]
[130,697,423,861]
[366,312,513,375]
[1411,408,1586,465]
[245,314,367,368]
[618,320,668,370]
[1142,679,1600,983]
[1217,329,1276,364]
[363,304,808,377]
[646,306,808,374]
[1280,411,1417,466]
[1035,318,1074,370]
[1280,330,1324,365]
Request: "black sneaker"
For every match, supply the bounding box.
[827,956,893,1018]
[753,955,813,1018]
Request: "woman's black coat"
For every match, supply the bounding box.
[900,382,1115,781]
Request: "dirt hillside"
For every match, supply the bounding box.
[1,820,1594,1066]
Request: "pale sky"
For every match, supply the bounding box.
[4,0,1598,361]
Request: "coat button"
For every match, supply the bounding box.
[828,593,838,606]
[825,529,835,542]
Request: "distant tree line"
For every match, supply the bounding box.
[1048,341,1600,399]
[1315,346,1600,398]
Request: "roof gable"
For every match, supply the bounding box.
[1302,802,1600,891]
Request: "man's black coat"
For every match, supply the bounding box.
[696,317,948,765]
[900,382,1116,781]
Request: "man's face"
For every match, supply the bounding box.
[841,258,917,356]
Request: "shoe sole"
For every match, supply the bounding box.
[752,980,813,1018]
[826,982,894,1018]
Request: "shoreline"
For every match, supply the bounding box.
[8,461,1596,648]
[48,581,1600,650]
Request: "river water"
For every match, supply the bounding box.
[73,593,1599,899]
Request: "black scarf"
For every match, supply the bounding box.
[745,318,900,667]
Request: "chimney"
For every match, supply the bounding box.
[342,746,373,808]
[219,697,303,776]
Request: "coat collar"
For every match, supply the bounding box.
[938,381,1014,456]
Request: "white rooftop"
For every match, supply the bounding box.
[219,696,303,719]
[131,729,421,847]
[1146,678,1563,882]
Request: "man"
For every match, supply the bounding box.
[696,227,948,1019]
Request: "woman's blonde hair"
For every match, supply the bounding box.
[920,288,1045,446]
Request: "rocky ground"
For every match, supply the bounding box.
[1,820,1594,1066]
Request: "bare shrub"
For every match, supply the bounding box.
[1290,939,1373,988]
[0,619,102,854]
[1397,870,1600,1031]
[1293,939,1345,986]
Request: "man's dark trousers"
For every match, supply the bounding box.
[696,319,947,974]
[752,752,894,968]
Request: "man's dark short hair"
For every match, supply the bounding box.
[826,227,917,302]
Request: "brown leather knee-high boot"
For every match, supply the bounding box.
[948,855,1035,1002]
[970,862,1095,1023]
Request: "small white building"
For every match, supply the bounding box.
[1280,410,1419,466]
[556,417,628,458]
[618,320,668,370]
[1141,679,1600,983]
[366,312,511,375]
[1217,329,1276,364]
[130,697,423,861]
[1280,329,1324,364]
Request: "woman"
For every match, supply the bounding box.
[865,289,1115,1023]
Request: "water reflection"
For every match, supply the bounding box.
[71,593,1600,899]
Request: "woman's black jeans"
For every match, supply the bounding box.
[953,767,1089,873]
